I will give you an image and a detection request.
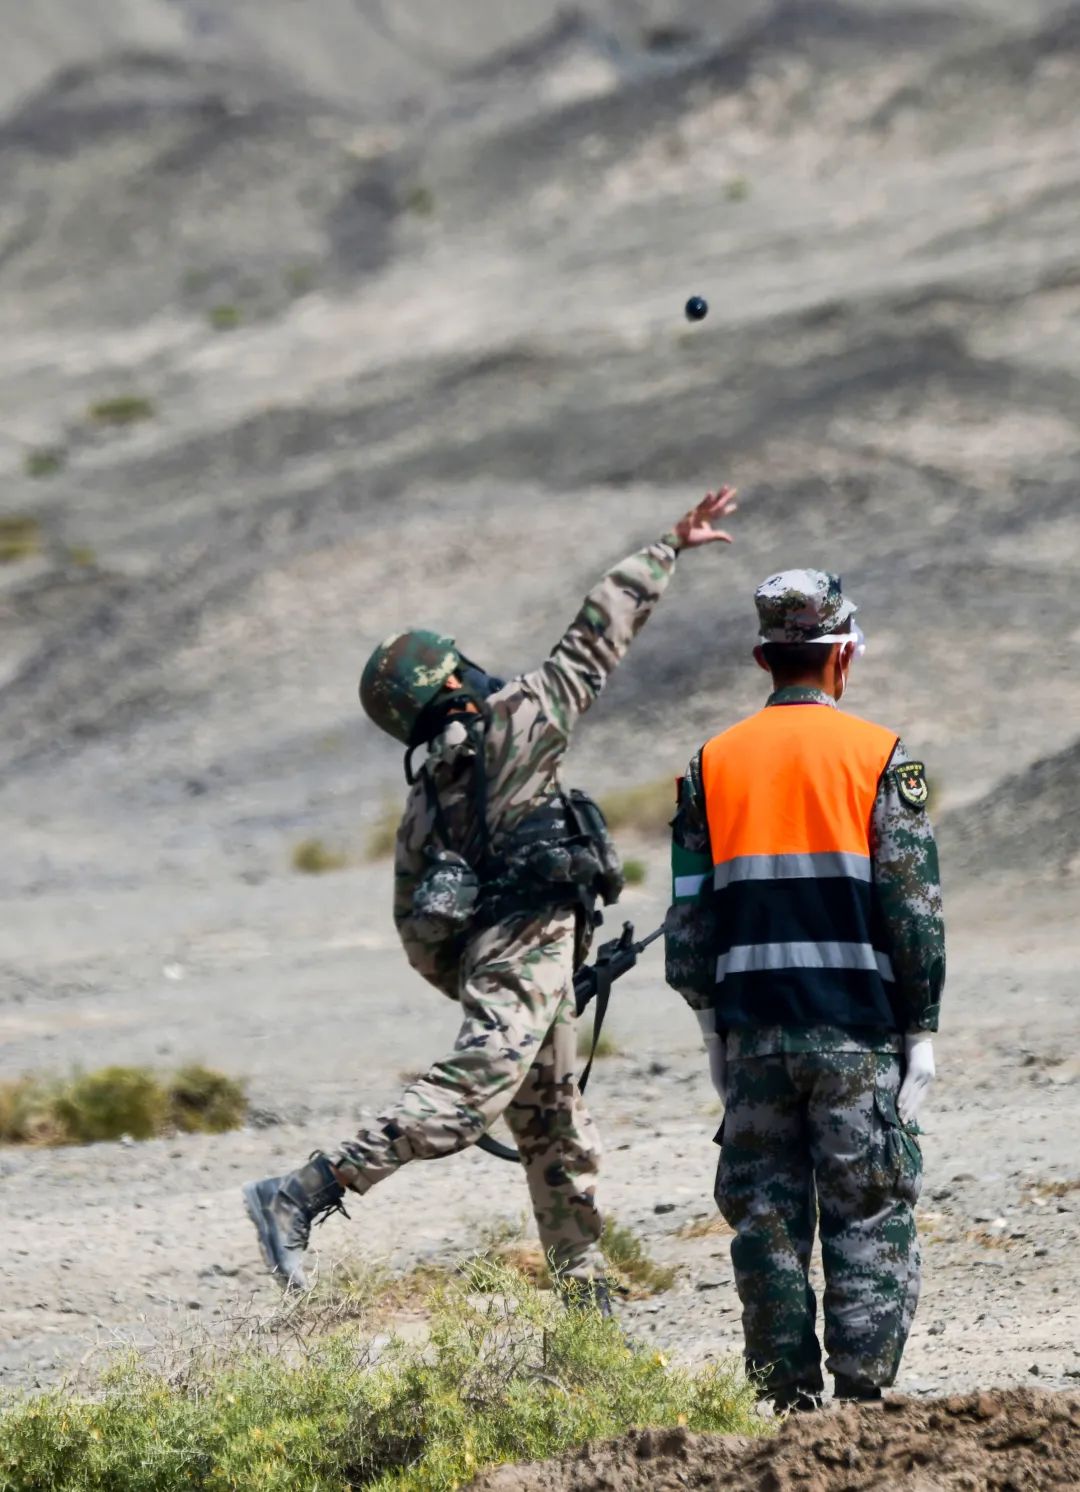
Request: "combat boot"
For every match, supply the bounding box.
[833,1374,883,1404]
[769,1386,823,1414]
[242,1153,348,1291]
[560,1276,615,1319]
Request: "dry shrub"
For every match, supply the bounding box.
[292,838,349,874]
[0,515,42,563]
[86,394,155,426]
[0,1064,247,1146]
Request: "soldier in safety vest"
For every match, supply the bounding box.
[665,569,945,1411]
[244,486,739,1304]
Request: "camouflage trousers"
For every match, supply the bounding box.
[714,1051,922,1395]
[333,910,605,1280]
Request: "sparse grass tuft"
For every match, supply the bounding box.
[0,1065,247,1146]
[87,395,155,427]
[168,1064,248,1134]
[677,1213,734,1240]
[365,803,400,860]
[726,175,751,201]
[0,1265,755,1489]
[286,264,316,296]
[402,183,435,216]
[577,1027,621,1060]
[24,447,65,479]
[601,1219,678,1295]
[600,777,677,838]
[1026,1177,1080,1199]
[208,303,242,331]
[292,838,349,874]
[622,856,647,886]
[66,544,97,568]
[0,514,42,563]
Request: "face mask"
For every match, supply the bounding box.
[458,664,506,700]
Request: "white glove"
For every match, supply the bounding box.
[696,1008,728,1104]
[897,1033,935,1124]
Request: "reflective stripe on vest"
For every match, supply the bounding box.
[700,703,899,1030]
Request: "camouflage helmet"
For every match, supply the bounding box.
[359,629,461,744]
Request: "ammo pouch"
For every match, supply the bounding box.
[473,788,624,932]
[410,847,479,942]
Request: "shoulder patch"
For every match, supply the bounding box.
[894,760,929,809]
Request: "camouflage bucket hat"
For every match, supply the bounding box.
[754,569,857,643]
[359,629,461,744]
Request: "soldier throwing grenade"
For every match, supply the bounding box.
[244,487,739,1304]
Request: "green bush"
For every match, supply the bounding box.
[292,838,349,874]
[0,1065,247,1146]
[622,857,647,886]
[0,1267,755,1490]
[86,395,155,427]
[0,515,42,564]
[50,1066,168,1142]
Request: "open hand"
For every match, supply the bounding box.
[672,486,738,550]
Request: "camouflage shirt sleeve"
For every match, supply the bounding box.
[664,748,717,1013]
[479,538,679,838]
[871,740,946,1033]
[521,539,678,740]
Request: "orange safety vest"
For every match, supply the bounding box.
[700,700,900,1031]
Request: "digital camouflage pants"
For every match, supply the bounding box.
[715,1051,922,1396]
[333,910,605,1281]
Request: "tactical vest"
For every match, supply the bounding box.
[699,702,900,1031]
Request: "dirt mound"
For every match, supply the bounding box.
[467,1389,1080,1491]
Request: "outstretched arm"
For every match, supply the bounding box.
[524,487,738,740]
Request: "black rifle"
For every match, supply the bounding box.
[476,919,666,1163]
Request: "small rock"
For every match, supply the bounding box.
[928,1322,945,1336]
[187,1299,202,1311]
[1029,1363,1040,1376]
[654,1202,676,1215]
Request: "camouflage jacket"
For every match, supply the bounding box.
[393,538,679,997]
[666,686,946,1052]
